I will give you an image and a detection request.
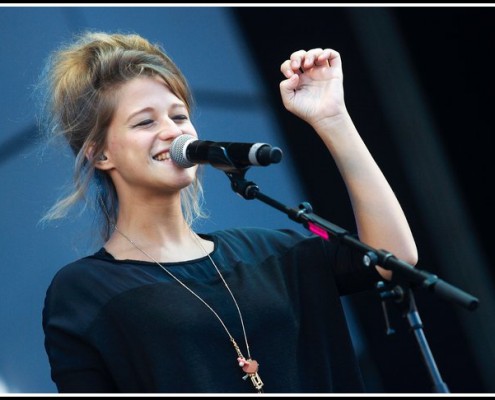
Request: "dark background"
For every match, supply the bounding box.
[234,6,494,393]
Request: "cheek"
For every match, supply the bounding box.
[107,135,145,161]
[106,132,124,154]
[185,124,199,138]
[107,140,122,154]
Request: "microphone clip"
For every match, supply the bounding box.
[225,169,259,200]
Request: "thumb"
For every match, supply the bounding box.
[279,73,299,96]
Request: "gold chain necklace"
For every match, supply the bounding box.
[112,225,264,393]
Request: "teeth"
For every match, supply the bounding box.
[153,152,170,161]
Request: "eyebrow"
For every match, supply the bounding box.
[125,103,187,124]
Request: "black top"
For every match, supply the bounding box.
[42,227,382,393]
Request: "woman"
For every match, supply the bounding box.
[41,31,417,393]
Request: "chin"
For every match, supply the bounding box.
[175,172,197,189]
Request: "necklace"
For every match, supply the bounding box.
[112,225,264,393]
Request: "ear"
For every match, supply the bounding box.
[94,152,114,171]
[85,144,113,171]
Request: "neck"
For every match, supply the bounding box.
[104,194,210,262]
[116,195,187,239]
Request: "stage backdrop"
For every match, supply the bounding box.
[0,5,493,394]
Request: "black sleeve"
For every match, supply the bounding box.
[42,261,119,393]
[321,234,383,296]
[43,322,118,393]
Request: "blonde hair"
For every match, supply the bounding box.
[38,31,206,241]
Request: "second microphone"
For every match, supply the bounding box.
[170,134,283,171]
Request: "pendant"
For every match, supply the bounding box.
[231,339,264,392]
[238,357,264,392]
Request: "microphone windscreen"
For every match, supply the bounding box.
[170,134,196,168]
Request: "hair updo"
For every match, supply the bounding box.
[39,31,205,241]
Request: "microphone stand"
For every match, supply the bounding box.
[223,168,479,393]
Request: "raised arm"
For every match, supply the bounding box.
[279,48,418,279]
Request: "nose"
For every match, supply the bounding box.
[157,121,182,143]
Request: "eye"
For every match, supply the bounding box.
[133,119,155,128]
[172,114,189,122]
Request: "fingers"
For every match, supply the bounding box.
[280,48,340,77]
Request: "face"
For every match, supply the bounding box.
[100,75,198,197]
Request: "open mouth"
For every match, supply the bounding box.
[153,151,171,161]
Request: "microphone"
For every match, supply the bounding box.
[170,134,283,171]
